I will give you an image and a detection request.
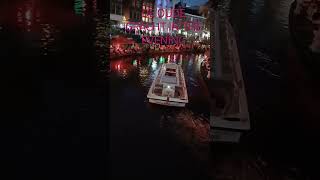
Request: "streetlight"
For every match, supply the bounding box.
[122,16,127,32]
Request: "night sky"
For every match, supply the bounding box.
[186,0,208,6]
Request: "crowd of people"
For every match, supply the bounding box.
[110,42,209,58]
[110,26,210,58]
[110,44,141,57]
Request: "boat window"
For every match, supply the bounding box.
[165,72,176,76]
[225,118,241,122]
[166,68,176,72]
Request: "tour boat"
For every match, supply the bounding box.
[147,63,188,107]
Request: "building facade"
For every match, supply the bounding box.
[110,0,208,38]
[110,0,124,29]
[173,2,209,41]
[121,0,155,34]
[153,0,179,35]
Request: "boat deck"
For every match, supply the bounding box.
[147,63,188,106]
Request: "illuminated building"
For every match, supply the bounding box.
[121,0,154,22]
[110,0,124,27]
[173,2,208,41]
[153,0,179,35]
[120,0,155,35]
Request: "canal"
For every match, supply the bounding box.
[110,0,313,179]
[110,53,213,179]
[228,0,317,178]
[110,0,316,178]
[1,0,315,179]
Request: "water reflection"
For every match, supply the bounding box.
[151,58,157,71]
[250,0,265,16]
[40,24,57,55]
[139,66,149,87]
[110,53,210,115]
[228,0,304,177]
[93,0,97,14]
[112,60,133,80]
[4,0,107,61]
[110,53,212,178]
[132,59,137,67]
[229,0,285,79]
[17,8,23,24]
[14,1,58,56]
[74,0,87,16]
[272,0,291,30]
[94,14,108,71]
[16,1,36,32]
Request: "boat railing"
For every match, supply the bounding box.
[150,64,187,101]
[177,67,187,99]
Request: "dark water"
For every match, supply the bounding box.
[229,0,318,178]
[111,0,317,179]
[110,53,213,179]
[228,0,287,115]
[1,0,107,179]
[1,0,317,179]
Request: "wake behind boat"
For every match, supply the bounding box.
[147,63,188,107]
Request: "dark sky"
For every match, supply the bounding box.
[186,0,208,6]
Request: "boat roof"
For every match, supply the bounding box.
[160,63,179,85]
[164,63,178,69]
[161,76,177,84]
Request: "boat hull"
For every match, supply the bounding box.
[148,98,186,107]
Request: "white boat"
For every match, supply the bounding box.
[147,63,188,107]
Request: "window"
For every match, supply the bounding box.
[166,68,176,73]
[165,72,176,76]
